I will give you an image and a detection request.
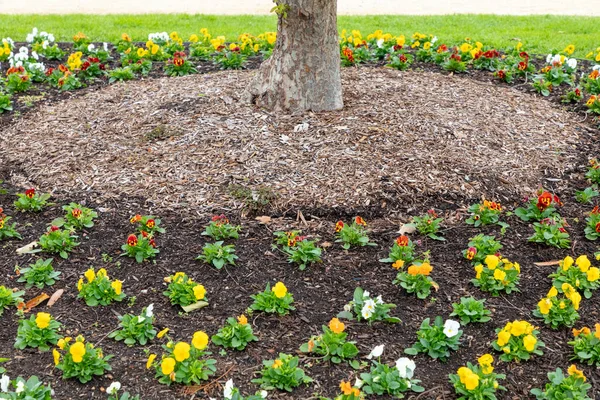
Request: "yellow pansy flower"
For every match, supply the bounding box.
[84,268,96,282]
[493,269,506,281]
[70,342,86,363]
[146,354,156,369]
[161,357,176,375]
[193,284,206,300]
[538,298,552,315]
[272,282,287,298]
[35,312,51,329]
[396,35,406,47]
[464,371,479,390]
[460,43,473,53]
[547,286,558,297]
[567,364,585,381]
[564,44,575,55]
[562,256,574,271]
[485,255,499,270]
[576,255,591,272]
[586,267,599,282]
[474,264,483,279]
[77,278,83,291]
[173,342,191,362]
[111,280,122,295]
[53,348,60,365]
[237,315,248,325]
[192,331,209,350]
[272,359,283,369]
[423,42,431,50]
[523,334,537,352]
[497,330,511,346]
[157,328,169,338]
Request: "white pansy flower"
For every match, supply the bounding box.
[146,304,154,318]
[223,379,234,399]
[361,299,376,319]
[443,319,461,338]
[343,303,352,312]
[137,315,145,323]
[260,390,268,398]
[546,53,552,63]
[87,44,95,52]
[567,58,577,69]
[593,65,600,71]
[31,51,39,60]
[377,38,384,48]
[103,42,109,51]
[15,381,24,394]
[552,54,562,65]
[367,344,384,359]
[375,295,383,304]
[354,378,363,388]
[431,36,438,44]
[395,357,416,379]
[106,381,121,395]
[363,290,370,298]
[0,375,9,392]
[48,33,55,42]
[42,40,48,49]
[19,46,28,54]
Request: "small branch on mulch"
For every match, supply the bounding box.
[183,364,236,395]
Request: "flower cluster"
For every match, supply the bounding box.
[449,355,505,398]
[405,317,462,361]
[249,282,295,316]
[163,272,208,310]
[0,207,21,240]
[54,335,112,383]
[251,353,312,392]
[14,312,62,351]
[77,267,125,306]
[492,320,544,362]
[338,287,400,324]
[359,347,424,396]
[569,324,600,366]
[530,366,592,399]
[462,234,502,264]
[472,255,520,295]
[379,234,416,266]
[212,315,258,351]
[393,259,438,299]
[334,216,376,249]
[549,255,599,299]
[534,285,581,329]
[465,200,507,230]
[300,318,359,365]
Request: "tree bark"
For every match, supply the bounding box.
[243,0,343,112]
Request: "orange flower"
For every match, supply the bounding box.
[420,262,433,275]
[340,381,353,395]
[573,327,591,337]
[335,221,344,232]
[407,265,421,276]
[237,315,248,325]
[396,235,409,247]
[590,70,599,80]
[307,339,315,352]
[130,214,142,224]
[329,318,345,334]
[354,216,367,226]
[71,208,82,219]
[537,191,553,211]
[392,260,405,270]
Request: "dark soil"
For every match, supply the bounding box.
[1,172,600,400]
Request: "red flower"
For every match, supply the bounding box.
[141,230,148,238]
[537,192,553,211]
[518,61,528,71]
[149,239,157,248]
[427,209,438,217]
[58,64,68,73]
[396,235,409,247]
[393,44,403,51]
[88,57,100,63]
[596,222,600,233]
[72,208,82,219]
[559,227,567,233]
[335,221,344,232]
[466,247,477,260]
[49,225,60,232]
[450,53,461,61]
[81,61,91,71]
[519,51,529,59]
[130,214,142,224]
[553,194,563,207]
[127,234,138,246]
[25,188,36,198]
[575,88,581,97]
[99,64,106,70]
[354,216,367,226]
[146,219,155,229]
[497,70,506,79]
[45,68,54,76]
[173,57,184,67]
[437,44,448,53]
[592,206,600,215]
[399,54,407,63]
[343,47,354,63]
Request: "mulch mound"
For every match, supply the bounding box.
[0,68,586,215]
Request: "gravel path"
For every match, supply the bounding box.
[2,0,597,15]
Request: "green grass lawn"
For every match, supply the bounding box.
[1,14,599,56]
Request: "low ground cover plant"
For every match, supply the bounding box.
[248,282,295,316]
[337,287,400,324]
[54,335,112,383]
[77,268,125,306]
[492,320,544,362]
[252,353,312,392]
[108,305,157,346]
[14,312,62,351]
[472,255,520,295]
[16,258,61,288]
[449,355,506,399]
[13,188,51,212]
[212,315,258,351]
[405,317,462,361]
[334,217,376,249]
[299,317,359,366]
[163,272,208,310]
[450,297,492,324]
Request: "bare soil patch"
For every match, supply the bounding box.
[0,68,585,216]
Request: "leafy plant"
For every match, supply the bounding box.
[337,287,400,324]
[0,209,21,241]
[405,317,462,361]
[121,233,159,263]
[575,186,599,204]
[585,158,600,184]
[211,315,258,351]
[334,217,376,250]
[77,268,125,306]
[386,52,413,71]
[129,214,165,235]
[0,375,53,399]
[214,48,247,70]
[54,335,113,383]
[251,353,312,392]
[492,320,544,362]
[283,238,322,270]
[472,255,520,296]
[248,282,295,316]
[549,255,599,299]
[14,312,62,351]
[0,92,13,113]
[528,217,571,248]
[202,215,240,240]
[407,209,444,240]
[163,272,208,309]
[533,286,580,329]
[108,66,135,83]
[569,325,600,366]
[462,234,502,265]
[14,188,51,212]
[108,305,157,346]
[449,356,506,400]
[465,200,508,231]
[450,297,492,325]
[56,202,98,230]
[299,318,359,366]
[218,379,268,400]
[360,357,424,396]
[393,260,437,299]
[38,226,79,259]
[164,52,197,76]
[196,241,238,269]
[584,206,600,240]
[530,366,592,399]
[515,190,561,222]
[16,258,61,289]
[379,235,415,266]
[147,331,217,385]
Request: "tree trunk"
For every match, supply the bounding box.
[244,0,343,112]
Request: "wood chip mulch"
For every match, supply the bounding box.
[0,68,585,214]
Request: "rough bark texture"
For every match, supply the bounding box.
[243,0,343,112]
